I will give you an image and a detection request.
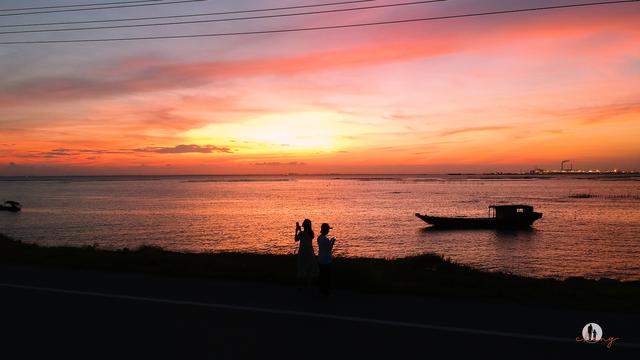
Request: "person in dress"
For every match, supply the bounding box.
[317,223,336,296]
[295,219,318,289]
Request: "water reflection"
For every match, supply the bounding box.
[0,175,638,280]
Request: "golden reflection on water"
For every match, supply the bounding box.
[0,175,639,280]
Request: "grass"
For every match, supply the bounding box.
[1,234,638,313]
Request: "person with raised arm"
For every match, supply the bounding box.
[294,219,318,290]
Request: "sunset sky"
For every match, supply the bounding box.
[0,0,639,175]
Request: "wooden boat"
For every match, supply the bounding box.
[0,201,21,212]
[415,205,542,229]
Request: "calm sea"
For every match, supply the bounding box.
[1,174,639,280]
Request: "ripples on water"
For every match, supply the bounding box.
[0,175,639,280]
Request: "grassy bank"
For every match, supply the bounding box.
[1,234,638,312]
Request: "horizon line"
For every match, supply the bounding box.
[1,171,638,178]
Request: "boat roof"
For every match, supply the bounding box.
[489,204,533,209]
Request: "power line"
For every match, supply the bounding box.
[0,1,445,35]
[0,1,162,12]
[0,0,206,17]
[1,0,637,44]
[0,0,375,28]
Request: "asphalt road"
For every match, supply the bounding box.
[0,265,637,359]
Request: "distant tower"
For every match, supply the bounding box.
[561,160,572,171]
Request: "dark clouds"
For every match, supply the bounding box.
[13,144,232,159]
[253,161,306,166]
[133,144,232,154]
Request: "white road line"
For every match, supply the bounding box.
[1,282,637,348]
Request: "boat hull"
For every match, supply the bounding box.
[0,206,20,212]
[415,213,541,229]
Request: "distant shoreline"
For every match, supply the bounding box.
[1,234,638,313]
[0,172,638,181]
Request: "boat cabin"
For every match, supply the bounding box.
[489,205,535,219]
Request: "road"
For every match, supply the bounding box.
[0,265,637,359]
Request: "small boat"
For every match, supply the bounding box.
[0,200,22,212]
[415,205,542,229]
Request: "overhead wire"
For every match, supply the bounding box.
[0,0,375,27]
[0,1,163,13]
[0,0,637,44]
[0,1,445,35]
[0,0,206,17]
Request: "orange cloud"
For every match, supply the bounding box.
[440,126,512,136]
[165,40,455,78]
[0,40,457,108]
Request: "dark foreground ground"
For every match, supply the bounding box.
[0,265,638,359]
[2,235,639,313]
[1,235,639,358]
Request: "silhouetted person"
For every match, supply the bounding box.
[592,328,598,341]
[588,324,593,341]
[317,223,336,296]
[295,219,318,290]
